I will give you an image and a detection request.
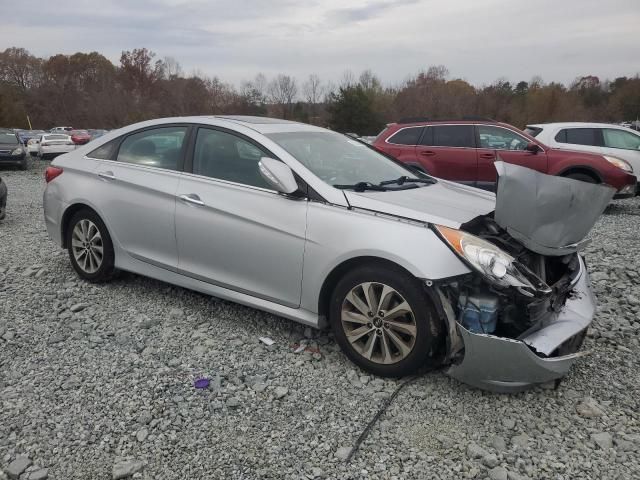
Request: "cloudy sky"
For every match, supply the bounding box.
[2,0,638,87]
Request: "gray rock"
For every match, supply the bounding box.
[467,442,489,459]
[311,467,323,478]
[7,457,31,479]
[28,469,48,480]
[335,446,352,461]
[274,386,288,399]
[489,466,508,480]
[482,453,499,468]
[502,418,516,429]
[576,397,605,418]
[112,459,144,479]
[226,397,240,408]
[511,434,529,449]
[136,427,149,442]
[490,435,507,452]
[70,303,88,312]
[169,308,184,319]
[591,432,613,450]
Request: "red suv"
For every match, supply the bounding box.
[373,119,637,198]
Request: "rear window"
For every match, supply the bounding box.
[524,126,542,137]
[429,125,475,148]
[44,135,69,140]
[386,126,423,145]
[555,128,599,146]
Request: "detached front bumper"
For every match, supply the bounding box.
[446,256,595,393]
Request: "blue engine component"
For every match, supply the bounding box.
[458,293,499,334]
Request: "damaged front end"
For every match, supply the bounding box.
[433,162,614,393]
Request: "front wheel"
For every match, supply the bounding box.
[66,209,116,282]
[329,265,441,377]
[565,172,597,184]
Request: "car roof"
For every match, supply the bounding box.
[527,122,632,129]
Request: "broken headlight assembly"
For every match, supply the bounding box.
[434,225,552,298]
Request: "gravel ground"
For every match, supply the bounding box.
[1,158,639,480]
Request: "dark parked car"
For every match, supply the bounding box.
[373,118,637,199]
[16,129,46,146]
[0,175,6,220]
[0,130,28,170]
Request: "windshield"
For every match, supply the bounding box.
[0,132,19,144]
[265,131,418,186]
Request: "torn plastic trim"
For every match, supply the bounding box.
[493,161,615,256]
[443,256,595,392]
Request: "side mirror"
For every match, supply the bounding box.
[526,142,540,153]
[258,157,299,194]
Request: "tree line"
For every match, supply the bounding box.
[1,46,639,136]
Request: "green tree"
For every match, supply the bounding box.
[327,85,382,135]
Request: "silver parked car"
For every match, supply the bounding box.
[43,116,612,392]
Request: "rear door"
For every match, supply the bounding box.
[415,124,477,185]
[378,126,423,165]
[553,127,602,155]
[175,126,307,307]
[476,125,548,189]
[88,125,189,270]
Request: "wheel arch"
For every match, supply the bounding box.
[60,203,103,249]
[317,256,422,325]
[556,165,602,183]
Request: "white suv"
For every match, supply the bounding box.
[525,122,640,193]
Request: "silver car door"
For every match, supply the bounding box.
[175,126,307,307]
[89,125,189,271]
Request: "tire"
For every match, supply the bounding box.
[66,209,116,282]
[329,264,441,377]
[564,172,597,184]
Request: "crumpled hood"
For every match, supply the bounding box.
[343,179,496,228]
[494,161,615,255]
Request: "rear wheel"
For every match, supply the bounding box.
[329,265,440,377]
[564,172,597,184]
[66,209,116,282]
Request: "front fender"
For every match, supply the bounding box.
[299,202,470,313]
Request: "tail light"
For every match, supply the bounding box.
[45,166,63,183]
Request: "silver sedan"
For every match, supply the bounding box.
[43,116,611,392]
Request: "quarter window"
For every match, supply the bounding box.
[193,128,271,189]
[430,125,474,148]
[602,129,640,151]
[117,127,187,170]
[477,125,529,150]
[88,139,119,160]
[555,128,598,146]
[386,127,424,145]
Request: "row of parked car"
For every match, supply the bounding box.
[0,127,109,170]
[371,119,639,198]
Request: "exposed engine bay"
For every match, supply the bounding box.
[439,214,582,355]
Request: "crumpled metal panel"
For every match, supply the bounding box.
[494,161,615,256]
[446,256,595,392]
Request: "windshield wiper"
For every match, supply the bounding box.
[333,182,389,192]
[379,175,437,186]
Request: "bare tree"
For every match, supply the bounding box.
[162,56,183,79]
[0,47,43,91]
[303,74,324,104]
[268,74,298,119]
[340,70,355,88]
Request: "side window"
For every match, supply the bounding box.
[88,139,119,160]
[603,129,640,150]
[430,125,474,148]
[116,127,187,170]
[477,125,529,150]
[555,128,597,146]
[193,128,271,189]
[386,127,424,145]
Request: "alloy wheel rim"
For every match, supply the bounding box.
[71,219,103,274]
[340,282,417,364]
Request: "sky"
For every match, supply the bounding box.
[1,0,639,87]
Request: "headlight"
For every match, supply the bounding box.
[603,155,633,173]
[434,225,551,297]
[11,147,23,155]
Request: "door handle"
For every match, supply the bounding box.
[419,150,436,156]
[98,171,115,180]
[179,194,205,206]
[479,153,495,159]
